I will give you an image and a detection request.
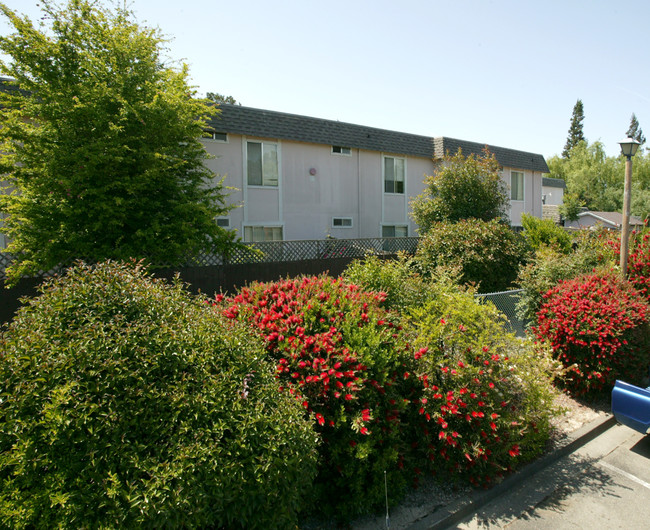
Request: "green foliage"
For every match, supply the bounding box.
[0,1,238,284]
[218,276,421,520]
[410,148,509,231]
[415,219,530,293]
[562,99,586,158]
[534,272,650,396]
[343,253,435,312]
[516,228,617,325]
[206,91,239,105]
[0,261,318,529]
[408,278,560,486]
[558,192,584,221]
[521,213,572,253]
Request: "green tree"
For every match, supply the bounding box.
[562,99,586,158]
[410,147,509,232]
[206,91,239,105]
[626,113,646,145]
[0,0,237,283]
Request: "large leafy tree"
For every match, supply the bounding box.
[626,113,646,145]
[0,0,237,283]
[410,147,509,233]
[562,99,586,158]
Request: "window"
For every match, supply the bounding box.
[247,141,279,187]
[332,146,351,155]
[384,156,405,194]
[244,226,283,242]
[382,225,408,237]
[511,171,524,201]
[204,131,228,142]
[216,218,230,228]
[332,217,353,228]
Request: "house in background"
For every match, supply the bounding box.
[564,211,644,230]
[202,105,550,242]
[541,177,566,223]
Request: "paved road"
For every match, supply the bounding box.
[453,423,650,529]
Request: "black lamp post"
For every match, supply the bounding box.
[619,137,641,278]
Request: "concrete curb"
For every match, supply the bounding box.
[409,413,617,529]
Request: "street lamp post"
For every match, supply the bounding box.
[619,137,641,278]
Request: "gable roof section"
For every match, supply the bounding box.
[434,137,550,173]
[211,104,549,173]
[578,210,644,227]
[542,177,567,189]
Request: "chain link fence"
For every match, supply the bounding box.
[475,289,527,337]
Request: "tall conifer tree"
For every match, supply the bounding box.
[626,113,646,145]
[562,99,586,158]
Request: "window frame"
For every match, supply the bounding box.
[246,140,279,187]
[332,217,353,228]
[243,225,283,242]
[204,131,228,142]
[511,170,524,202]
[383,155,406,194]
[331,145,352,156]
[381,224,409,238]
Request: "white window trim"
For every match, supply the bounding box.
[382,155,406,195]
[381,224,409,237]
[245,139,281,188]
[242,224,284,242]
[331,146,352,156]
[332,217,354,228]
[510,170,525,202]
[204,131,228,143]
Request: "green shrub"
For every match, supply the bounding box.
[521,213,572,253]
[533,271,650,396]
[343,253,434,312]
[516,228,617,326]
[415,219,530,293]
[407,278,560,486]
[0,261,318,529]
[217,275,422,519]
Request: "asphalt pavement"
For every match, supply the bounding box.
[439,420,650,529]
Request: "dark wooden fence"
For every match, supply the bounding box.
[0,237,419,324]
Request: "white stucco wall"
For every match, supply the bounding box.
[542,185,564,207]
[201,134,543,240]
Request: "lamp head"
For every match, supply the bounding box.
[619,137,641,158]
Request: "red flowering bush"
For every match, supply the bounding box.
[408,279,559,486]
[214,275,422,519]
[626,228,650,300]
[534,272,650,396]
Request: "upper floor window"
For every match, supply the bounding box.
[204,131,228,142]
[332,217,353,228]
[247,141,279,187]
[511,171,524,201]
[384,156,405,194]
[332,146,351,155]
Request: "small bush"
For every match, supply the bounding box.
[0,261,318,529]
[534,272,650,396]
[216,275,421,519]
[343,253,434,312]
[516,228,617,326]
[408,278,560,486]
[521,213,572,253]
[415,219,530,293]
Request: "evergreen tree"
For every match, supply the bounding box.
[562,99,586,158]
[206,92,239,105]
[0,0,238,283]
[626,113,646,145]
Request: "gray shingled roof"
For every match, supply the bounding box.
[542,177,567,188]
[210,105,549,173]
[433,137,549,173]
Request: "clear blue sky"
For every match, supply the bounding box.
[2,0,649,159]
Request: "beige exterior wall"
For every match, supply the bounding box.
[507,169,543,226]
[542,185,564,207]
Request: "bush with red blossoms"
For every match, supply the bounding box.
[534,272,650,396]
[625,227,650,301]
[402,282,557,485]
[214,275,422,519]
[408,279,559,487]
